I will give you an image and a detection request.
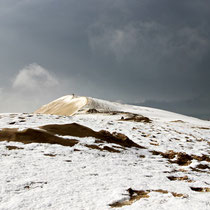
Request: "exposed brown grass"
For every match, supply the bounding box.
[190,167,210,174]
[85,144,121,153]
[86,108,100,113]
[196,164,210,170]
[24,181,47,190]
[192,127,210,130]
[44,154,57,157]
[151,150,210,166]
[41,123,97,137]
[151,150,176,159]
[192,154,210,162]
[1,123,144,152]
[190,187,210,192]
[6,145,23,150]
[153,189,168,194]
[109,189,150,208]
[150,142,159,146]
[40,123,145,149]
[167,175,193,182]
[8,122,16,125]
[0,128,78,147]
[109,188,188,208]
[171,192,188,197]
[172,153,193,166]
[120,114,152,123]
[171,120,185,123]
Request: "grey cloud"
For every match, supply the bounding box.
[0,0,210,118]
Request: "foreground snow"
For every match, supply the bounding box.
[0,100,210,210]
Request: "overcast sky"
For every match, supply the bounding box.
[0,0,210,118]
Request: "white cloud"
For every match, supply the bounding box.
[13,63,59,90]
[0,63,60,112]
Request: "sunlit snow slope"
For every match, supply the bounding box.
[34,95,206,124]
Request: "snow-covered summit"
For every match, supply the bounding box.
[34,95,123,115]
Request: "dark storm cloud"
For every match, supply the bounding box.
[0,0,210,118]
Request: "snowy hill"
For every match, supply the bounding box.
[0,95,210,209]
[34,95,206,124]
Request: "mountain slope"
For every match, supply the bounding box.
[0,96,210,210]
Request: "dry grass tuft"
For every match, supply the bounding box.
[6,145,23,150]
[167,176,193,182]
[151,150,209,166]
[120,114,152,123]
[190,187,210,192]
[109,188,150,208]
